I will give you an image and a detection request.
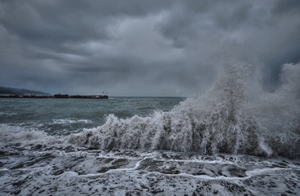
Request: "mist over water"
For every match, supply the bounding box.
[68,61,300,158]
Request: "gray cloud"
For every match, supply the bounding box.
[0,0,299,96]
[272,0,300,15]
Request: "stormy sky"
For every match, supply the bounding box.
[1,0,300,96]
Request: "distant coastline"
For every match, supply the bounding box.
[0,94,108,99]
[0,86,50,96]
[0,86,108,99]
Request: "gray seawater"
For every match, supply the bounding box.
[0,97,184,135]
[1,62,300,195]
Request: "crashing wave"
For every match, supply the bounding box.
[67,61,300,158]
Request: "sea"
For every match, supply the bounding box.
[0,97,183,136]
[1,62,300,195]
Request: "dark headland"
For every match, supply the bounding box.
[0,86,108,99]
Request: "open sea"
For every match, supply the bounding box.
[1,63,300,195]
[0,97,183,136]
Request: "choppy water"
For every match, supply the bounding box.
[1,61,300,195]
[0,97,183,135]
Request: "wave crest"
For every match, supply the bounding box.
[67,61,300,158]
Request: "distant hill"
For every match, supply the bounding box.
[0,86,50,95]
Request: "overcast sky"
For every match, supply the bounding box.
[1,0,300,96]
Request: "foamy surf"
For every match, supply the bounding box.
[67,61,300,158]
[0,148,299,195]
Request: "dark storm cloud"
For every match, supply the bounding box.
[1,0,171,42]
[272,0,300,15]
[0,0,300,96]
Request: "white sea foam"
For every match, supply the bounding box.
[51,119,92,125]
[0,112,17,116]
[0,146,299,195]
[0,124,62,148]
[67,61,300,158]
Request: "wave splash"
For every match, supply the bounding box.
[68,61,300,158]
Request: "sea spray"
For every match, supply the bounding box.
[67,61,300,158]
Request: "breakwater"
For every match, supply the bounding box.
[0,94,108,99]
